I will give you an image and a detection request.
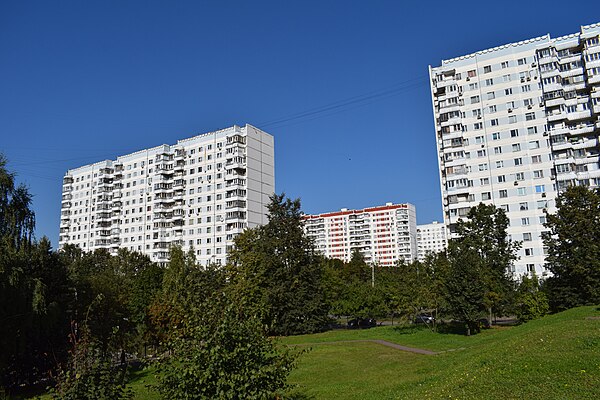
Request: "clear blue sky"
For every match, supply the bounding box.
[1,1,599,247]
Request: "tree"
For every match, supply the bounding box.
[227,194,329,336]
[515,272,548,323]
[156,294,299,400]
[542,186,600,311]
[443,204,519,334]
[454,203,519,319]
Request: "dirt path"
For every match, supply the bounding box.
[293,339,440,355]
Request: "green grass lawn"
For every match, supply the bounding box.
[282,306,600,399]
[23,306,600,399]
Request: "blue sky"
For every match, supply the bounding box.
[1,1,599,247]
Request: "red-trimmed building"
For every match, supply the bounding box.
[303,203,417,266]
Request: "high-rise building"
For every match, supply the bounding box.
[416,221,447,262]
[430,22,600,276]
[59,124,274,266]
[303,202,417,266]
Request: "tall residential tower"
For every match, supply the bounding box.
[59,124,274,266]
[303,202,418,266]
[430,22,600,276]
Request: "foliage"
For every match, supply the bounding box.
[542,185,600,311]
[442,204,519,334]
[156,294,299,400]
[227,194,329,336]
[0,155,74,391]
[515,273,549,323]
[50,323,132,400]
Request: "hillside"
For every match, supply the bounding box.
[284,306,600,399]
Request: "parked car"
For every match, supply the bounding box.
[414,314,435,324]
[347,317,377,329]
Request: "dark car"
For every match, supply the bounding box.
[414,314,435,324]
[347,318,377,329]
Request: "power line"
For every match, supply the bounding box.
[256,75,428,129]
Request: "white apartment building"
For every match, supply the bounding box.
[416,221,447,262]
[59,124,274,266]
[430,22,600,277]
[303,203,417,266]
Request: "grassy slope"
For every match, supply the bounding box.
[282,306,600,399]
[25,306,600,399]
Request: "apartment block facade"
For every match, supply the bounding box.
[430,22,600,277]
[59,124,274,266]
[303,203,417,266]
[416,221,447,262]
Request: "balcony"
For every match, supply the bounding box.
[566,110,592,122]
[63,176,74,184]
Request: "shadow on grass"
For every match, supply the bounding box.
[392,322,491,336]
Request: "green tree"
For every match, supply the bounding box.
[444,241,487,335]
[443,204,519,334]
[227,194,329,336]
[542,186,600,311]
[0,155,74,390]
[515,272,549,323]
[454,204,519,319]
[156,294,299,400]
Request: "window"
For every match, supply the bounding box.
[509,115,517,123]
[518,58,526,65]
[480,178,490,185]
[482,192,491,200]
[501,61,509,68]
[478,163,488,171]
[498,175,506,183]
[475,135,484,143]
[467,69,477,78]
[529,140,540,149]
[512,144,521,152]
[525,248,533,256]
[469,83,479,90]
[535,185,546,193]
[485,78,494,86]
[477,150,486,157]
[518,187,527,196]
[474,122,483,129]
[489,105,497,113]
[496,161,504,168]
[514,158,523,166]
[487,92,496,100]
[471,95,480,104]
[520,202,529,210]
[499,189,508,198]
[523,233,532,241]
[484,65,492,73]
[521,84,531,92]
[527,126,538,135]
[492,132,501,140]
[494,146,502,154]
[533,170,544,179]
[532,155,542,164]
[491,119,499,126]
[510,129,519,137]
[505,88,513,95]
[537,200,548,209]
[525,112,536,121]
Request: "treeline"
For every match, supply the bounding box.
[2,154,599,398]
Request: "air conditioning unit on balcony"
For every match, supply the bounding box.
[508,108,513,113]
[466,77,470,81]
[528,105,533,109]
